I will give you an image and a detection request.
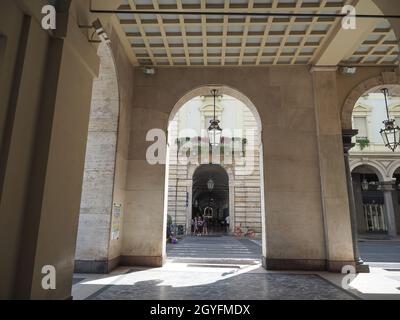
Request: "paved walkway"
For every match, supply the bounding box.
[71,237,400,300]
[78,264,355,300]
[359,240,400,264]
[167,236,261,263]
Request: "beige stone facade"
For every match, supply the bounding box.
[0,0,400,300]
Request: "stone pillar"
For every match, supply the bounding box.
[121,107,168,267]
[312,67,356,272]
[353,175,367,234]
[342,130,369,273]
[392,187,400,233]
[381,181,398,237]
[1,5,101,299]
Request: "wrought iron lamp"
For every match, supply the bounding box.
[380,88,400,152]
[207,177,214,192]
[361,175,369,191]
[208,89,222,146]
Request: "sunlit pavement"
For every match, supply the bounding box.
[72,237,400,300]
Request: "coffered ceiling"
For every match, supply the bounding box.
[99,0,400,67]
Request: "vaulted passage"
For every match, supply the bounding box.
[192,164,229,235]
[1,0,400,301]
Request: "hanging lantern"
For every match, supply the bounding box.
[361,177,369,191]
[208,89,222,146]
[380,88,400,152]
[207,178,214,191]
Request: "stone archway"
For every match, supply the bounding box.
[341,73,400,129]
[168,85,263,131]
[75,42,122,273]
[188,164,235,234]
[388,160,400,179]
[191,164,230,234]
[350,160,387,182]
[164,85,266,252]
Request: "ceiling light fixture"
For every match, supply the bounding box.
[208,89,223,147]
[380,88,400,152]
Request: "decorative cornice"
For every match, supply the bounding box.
[342,129,358,154]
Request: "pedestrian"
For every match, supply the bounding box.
[203,217,208,235]
[193,216,198,236]
[197,216,203,236]
[225,215,230,233]
[190,218,193,234]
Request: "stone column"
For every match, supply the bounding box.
[312,67,356,272]
[0,0,103,299]
[392,187,400,232]
[353,174,367,233]
[381,181,398,237]
[342,130,369,273]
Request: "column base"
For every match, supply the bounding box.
[263,257,326,271]
[326,260,356,273]
[74,256,121,274]
[356,262,370,273]
[263,257,364,273]
[120,255,164,267]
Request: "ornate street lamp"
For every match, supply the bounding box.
[208,89,222,146]
[361,175,369,191]
[380,88,400,152]
[207,177,214,192]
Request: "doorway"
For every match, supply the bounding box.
[192,164,229,235]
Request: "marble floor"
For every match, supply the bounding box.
[72,236,400,300]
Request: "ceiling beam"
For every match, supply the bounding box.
[313,0,382,66]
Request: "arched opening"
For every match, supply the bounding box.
[348,84,400,240]
[192,164,229,235]
[351,165,386,235]
[164,86,265,262]
[74,42,122,273]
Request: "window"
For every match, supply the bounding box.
[353,116,368,138]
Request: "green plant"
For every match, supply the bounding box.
[356,137,370,150]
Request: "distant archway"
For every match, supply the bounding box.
[164,85,266,258]
[192,164,230,235]
[351,165,387,234]
[341,74,400,129]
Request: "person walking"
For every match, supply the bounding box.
[203,217,208,235]
[225,215,230,233]
[197,216,203,236]
[193,216,198,236]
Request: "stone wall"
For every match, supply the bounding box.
[122,66,355,271]
[74,26,134,273]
